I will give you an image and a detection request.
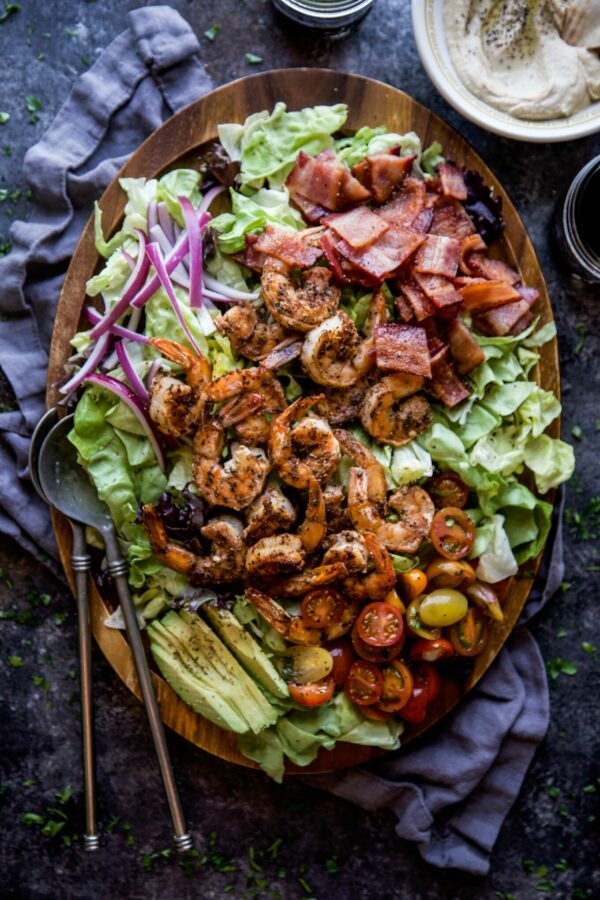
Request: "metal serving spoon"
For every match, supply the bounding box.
[30,408,99,852]
[37,414,193,853]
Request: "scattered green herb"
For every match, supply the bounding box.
[0,242,11,256]
[0,607,34,625]
[81,55,90,66]
[571,424,583,441]
[298,877,312,895]
[204,24,221,41]
[21,779,36,786]
[582,642,596,655]
[25,95,42,125]
[245,53,263,64]
[325,857,340,875]
[582,784,596,793]
[557,628,567,638]
[0,112,9,124]
[248,846,263,872]
[37,52,45,61]
[546,785,560,799]
[574,322,586,355]
[546,658,577,681]
[141,847,173,871]
[3,145,12,156]
[0,3,20,24]
[559,582,571,593]
[267,838,282,859]
[31,674,51,692]
[64,27,79,37]
[596,419,600,431]
[8,655,23,666]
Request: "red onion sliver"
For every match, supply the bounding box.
[145,242,202,356]
[59,331,112,396]
[147,200,158,232]
[157,201,176,245]
[179,196,203,309]
[115,340,149,404]
[198,184,225,214]
[146,358,162,391]
[84,373,166,472]
[130,232,190,309]
[86,307,149,344]
[89,229,150,340]
[121,249,136,270]
[204,273,259,300]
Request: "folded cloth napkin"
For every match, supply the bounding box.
[0,6,564,875]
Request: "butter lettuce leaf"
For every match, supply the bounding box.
[211,187,304,254]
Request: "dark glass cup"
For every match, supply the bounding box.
[554,154,600,282]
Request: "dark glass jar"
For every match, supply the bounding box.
[272,0,375,30]
[554,154,600,282]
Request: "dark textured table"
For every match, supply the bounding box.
[1,2,599,898]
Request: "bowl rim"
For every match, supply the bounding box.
[411,0,600,143]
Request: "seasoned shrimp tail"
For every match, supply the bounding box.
[193,420,270,510]
[245,586,321,646]
[343,532,396,602]
[269,394,327,489]
[261,257,341,333]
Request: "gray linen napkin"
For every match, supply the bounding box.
[0,6,563,875]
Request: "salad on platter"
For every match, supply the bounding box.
[63,102,574,781]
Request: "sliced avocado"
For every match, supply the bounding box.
[150,620,257,732]
[149,642,248,734]
[160,611,277,734]
[200,604,289,700]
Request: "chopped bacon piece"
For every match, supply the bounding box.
[290,191,328,224]
[243,233,268,272]
[439,162,468,201]
[472,298,532,336]
[376,177,426,229]
[254,225,323,268]
[352,153,415,204]
[515,284,540,305]
[428,347,472,407]
[466,252,520,284]
[413,272,463,309]
[411,208,435,233]
[453,275,488,288]
[335,226,426,283]
[509,310,535,335]
[374,324,432,377]
[414,234,460,278]
[397,279,436,321]
[459,279,521,312]
[430,201,476,241]
[286,150,371,211]
[325,206,389,249]
[320,230,380,287]
[394,293,416,323]
[445,319,485,374]
[458,233,487,273]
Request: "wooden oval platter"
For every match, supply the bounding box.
[46,69,559,775]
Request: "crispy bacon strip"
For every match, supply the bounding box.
[374,324,431,377]
[472,298,534,336]
[466,252,520,284]
[376,177,426,229]
[413,272,463,309]
[325,206,389,249]
[352,153,415,204]
[335,226,426,283]
[445,319,485,374]
[459,280,521,312]
[290,191,328,224]
[414,234,460,278]
[427,347,471,407]
[430,201,476,241]
[439,162,468,201]
[254,225,324,268]
[458,234,487,273]
[286,150,370,211]
[397,279,436,321]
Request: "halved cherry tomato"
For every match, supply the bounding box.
[361,704,394,722]
[406,597,442,641]
[430,507,475,560]
[351,623,403,664]
[325,639,355,684]
[384,588,406,614]
[378,661,414,713]
[301,587,345,629]
[397,568,428,601]
[345,661,384,707]
[448,607,489,657]
[289,678,335,708]
[398,662,440,724]
[425,558,476,590]
[427,472,469,509]
[356,602,404,647]
[466,581,504,622]
[409,638,455,663]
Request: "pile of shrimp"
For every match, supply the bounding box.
[140,257,436,646]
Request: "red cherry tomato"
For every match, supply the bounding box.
[377,661,414,713]
[301,587,345,629]
[448,608,489,657]
[398,662,440,723]
[351,623,403,663]
[430,507,476,560]
[345,661,384,707]
[409,638,455,663]
[289,678,335,708]
[427,472,469,509]
[326,640,355,684]
[356,602,404,647]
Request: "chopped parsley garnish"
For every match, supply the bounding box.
[31,674,51,692]
[582,641,596,655]
[574,322,586,355]
[546,785,560,798]
[64,27,79,37]
[0,112,9,124]
[0,3,20,24]
[25,95,42,125]
[245,53,263,64]
[546,658,577,682]
[8,655,23,666]
[571,424,583,441]
[3,145,12,156]
[204,24,221,41]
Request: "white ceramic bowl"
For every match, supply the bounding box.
[411,0,600,143]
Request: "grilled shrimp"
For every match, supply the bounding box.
[334,428,387,508]
[300,312,375,387]
[343,532,396,602]
[323,484,352,534]
[290,415,341,484]
[244,482,296,542]
[360,373,432,447]
[261,257,341,332]
[215,302,285,361]
[202,367,286,445]
[315,383,366,426]
[245,587,321,646]
[141,506,245,584]
[347,468,435,554]
[148,338,212,440]
[245,476,326,577]
[192,419,270,511]
[322,530,369,574]
[274,562,349,598]
[269,394,328,489]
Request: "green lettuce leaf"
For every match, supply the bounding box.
[156,169,202,226]
[421,140,445,176]
[336,126,422,168]
[210,187,304,255]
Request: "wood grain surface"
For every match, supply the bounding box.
[46,69,559,775]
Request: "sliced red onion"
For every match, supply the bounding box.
[89,229,150,340]
[115,340,149,404]
[147,200,158,232]
[149,224,190,289]
[204,274,259,301]
[86,307,149,344]
[146,358,162,391]
[59,331,112,396]
[121,249,136,270]
[130,232,190,310]
[199,184,225,214]
[203,288,235,303]
[145,242,202,356]
[157,201,175,245]
[84,373,165,472]
[127,304,143,335]
[180,196,203,309]
[196,303,216,336]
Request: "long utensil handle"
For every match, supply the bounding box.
[102,528,192,852]
[70,522,99,852]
